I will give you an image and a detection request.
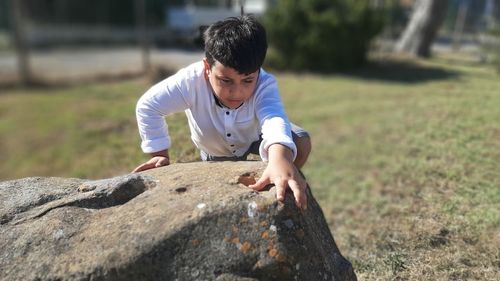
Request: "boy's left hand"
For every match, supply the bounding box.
[249,144,307,210]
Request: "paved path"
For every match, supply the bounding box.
[0,47,204,85]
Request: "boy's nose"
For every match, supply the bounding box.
[229,84,243,97]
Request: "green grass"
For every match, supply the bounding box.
[0,53,499,280]
[0,80,196,179]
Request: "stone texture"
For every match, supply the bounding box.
[0,161,356,281]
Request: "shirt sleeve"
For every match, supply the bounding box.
[254,72,297,162]
[136,70,191,153]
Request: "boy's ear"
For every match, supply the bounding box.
[203,58,210,80]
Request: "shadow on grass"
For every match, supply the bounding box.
[343,59,461,83]
[0,65,177,93]
[0,69,151,93]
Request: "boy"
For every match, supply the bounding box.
[133,15,311,210]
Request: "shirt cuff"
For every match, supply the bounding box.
[141,137,171,154]
[259,138,297,162]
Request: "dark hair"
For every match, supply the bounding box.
[203,15,267,75]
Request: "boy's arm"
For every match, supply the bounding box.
[135,66,193,172]
[253,72,297,162]
[249,144,307,210]
[132,150,170,173]
[250,71,306,209]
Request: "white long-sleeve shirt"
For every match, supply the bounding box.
[136,61,296,161]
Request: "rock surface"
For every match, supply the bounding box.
[0,161,356,281]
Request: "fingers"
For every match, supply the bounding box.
[249,176,270,191]
[288,179,307,210]
[155,157,170,167]
[132,157,170,173]
[275,177,287,202]
[132,162,155,173]
[250,175,307,210]
[250,176,286,202]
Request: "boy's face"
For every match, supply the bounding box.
[204,58,259,109]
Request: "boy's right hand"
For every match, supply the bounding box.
[132,150,170,173]
[132,156,170,173]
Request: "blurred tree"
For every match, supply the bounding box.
[11,0,34,85]
[451,0,469,50]
[444,0,498,33]
[0,0,9,29]
[495,0,500,20]
[22,0,176,27]
[382,0,412,38]
[135,0,151,73]
[264,0,385,72]
[395,0,448,57]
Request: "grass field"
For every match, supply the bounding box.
[0,53,498,280]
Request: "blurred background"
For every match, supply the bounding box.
[1,0,499,85]
[0,1,499,280]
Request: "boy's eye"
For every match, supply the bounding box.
[219,78,232,84]
[244,80,254,84]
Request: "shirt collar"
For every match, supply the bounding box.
[213,92,225,108]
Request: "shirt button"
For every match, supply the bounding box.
[226,111,230,115]
[230,144,235,147]
[227,133,231,137]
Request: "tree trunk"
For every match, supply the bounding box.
[452,0,469,51]
[135,0,151,73]
[395,0,449,57]
[11,0,34,85]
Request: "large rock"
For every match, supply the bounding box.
[0,161,356,281]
